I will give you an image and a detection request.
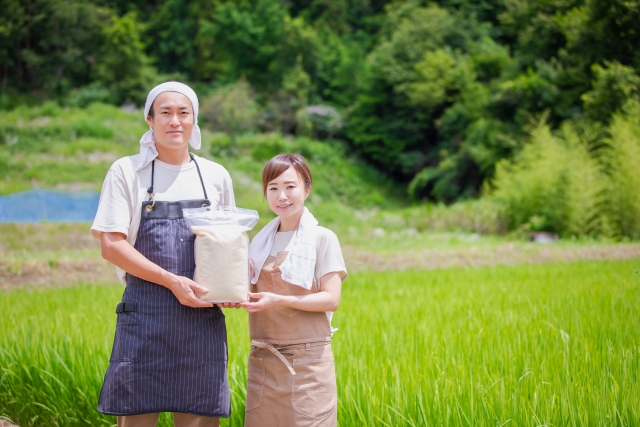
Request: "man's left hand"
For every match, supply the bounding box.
[217,302,243,309]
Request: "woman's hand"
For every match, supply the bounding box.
[241,292,283,313]
[240,272,343,313]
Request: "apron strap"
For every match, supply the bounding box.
[251,341,297,375]
[115,302,137,313]
[147,160,155,198]
[189,153,208,200]
[147,154,208,202]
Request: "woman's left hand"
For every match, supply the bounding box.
[240,292,282,313]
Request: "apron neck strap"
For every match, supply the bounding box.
[147,153,208,201]
[189,153,208,200]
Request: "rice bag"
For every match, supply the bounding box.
[183,206,259,303]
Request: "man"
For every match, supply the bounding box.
[91,82,238,427]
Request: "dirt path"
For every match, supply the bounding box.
[2,242,639,290]
[1,257,118,290]
[1,418,18,427]
[343,242,640,272]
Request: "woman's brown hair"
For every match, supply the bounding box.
[262,154,313,194]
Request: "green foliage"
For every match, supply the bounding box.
[2,260,640,425]
[145,0,198,79]
[404,49,474,110]
[4,0,640,207]
[405,198,506,235]
[487,106,640,239]
[348,4,517,201]
[601,103,640,239]
[66,82,112,108]
[200,79,260,147]
[296,104,343,139]
[209,132,399,209]
[582,61,640,123]
[0,102,143,194]
[94,11,156,104]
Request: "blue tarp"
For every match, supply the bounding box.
[0,189,100,223]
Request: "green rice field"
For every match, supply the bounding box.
[1,260,639,426]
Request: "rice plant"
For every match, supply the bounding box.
[1,260,638,426]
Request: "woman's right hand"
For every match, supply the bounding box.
[241,292,282,313]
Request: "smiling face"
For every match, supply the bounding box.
[266,166,310,226]
[145,91,194,154]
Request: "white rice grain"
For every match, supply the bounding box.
[192,224,250,302]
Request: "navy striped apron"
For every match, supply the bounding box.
[98,154,231,417]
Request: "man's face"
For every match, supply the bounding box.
[145,91,194,153]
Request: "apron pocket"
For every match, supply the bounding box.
[246,356,265,411]
[291,358,337,419]
[273,280,307,317]
[110,322,142,363]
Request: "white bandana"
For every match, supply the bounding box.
[136,81,202,171]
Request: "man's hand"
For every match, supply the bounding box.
[99,231,214,309]
[166,275,214,308]
[217,302,243,309]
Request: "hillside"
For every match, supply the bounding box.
[2,103,640,291]
[0,103,397,203]
[5,1,640,204]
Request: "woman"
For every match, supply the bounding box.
[241,154,347,427]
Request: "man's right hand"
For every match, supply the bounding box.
[99,232,213,308]
[166,274,213,308]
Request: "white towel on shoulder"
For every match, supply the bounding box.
[249,207,318,290]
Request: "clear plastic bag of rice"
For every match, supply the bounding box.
[183,206,259,303]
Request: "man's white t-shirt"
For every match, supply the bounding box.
[91,153,235,284]
[268,227,347,331]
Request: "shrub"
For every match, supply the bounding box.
[602,103,640,239]
[488,120,607,237]
[71,119,114,139]
[199,79,260,149]
[407,199,506,234]
[582,62,640,123]
[66,82,112,108]
[296,105,343,139]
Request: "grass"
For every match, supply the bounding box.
[1,260,638,426]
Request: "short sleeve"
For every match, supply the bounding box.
[222,173,236,207]
[91,168,133,238]
[315,228,347,284]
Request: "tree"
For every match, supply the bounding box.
[94,11,156,105]
[348,3,511,201]
[582,61,640,123]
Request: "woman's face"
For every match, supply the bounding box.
[266,166,309,222]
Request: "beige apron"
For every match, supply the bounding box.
[245,251,337,427]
